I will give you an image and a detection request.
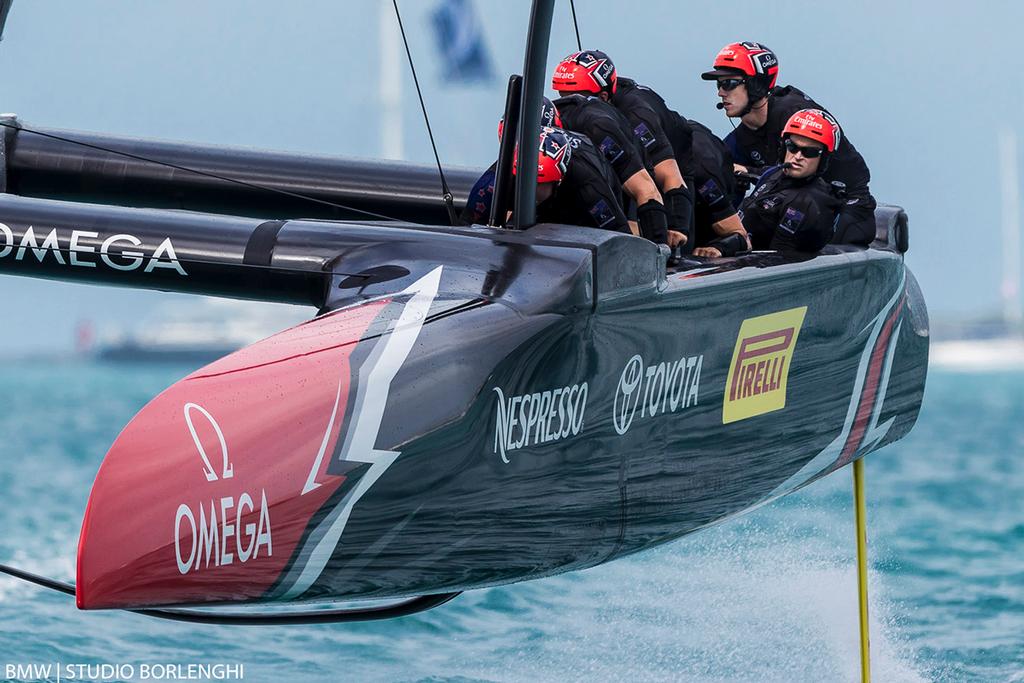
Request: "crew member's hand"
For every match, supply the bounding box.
[693,246,722,258]
[733,163,748,175]
[667,230,687,248]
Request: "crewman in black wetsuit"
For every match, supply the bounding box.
[550,92,674,246]
[552,51,693,249]
[461,97,566,225]
[461,124,632,235]
[738,109,843,254]
[535,127,632,233]
[686,119,750,257]
[701,41,877,246]
[552,50,751,258]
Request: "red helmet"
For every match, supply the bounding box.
[513,127,572,184]
[782,108,841,153]
[701,41,779,98]
[498,97,562,139]
[551,50,617,95]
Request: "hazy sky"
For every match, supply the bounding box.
[0,1,1021,352]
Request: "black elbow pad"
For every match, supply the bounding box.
[637,199,669,245]
[664,187,694,252]
[708,231,750,257]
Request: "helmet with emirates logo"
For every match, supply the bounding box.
[782,108,841,153]
[551,50,617,95]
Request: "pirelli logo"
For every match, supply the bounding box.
[723,307,807,424]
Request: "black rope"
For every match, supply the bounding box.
[391,0,459,226]
[0,122,408,224]
[569,0,582,51]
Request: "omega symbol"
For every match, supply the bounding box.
[183,402,233,482]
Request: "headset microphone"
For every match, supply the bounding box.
[716,102,726,110]
[782,162,794,169]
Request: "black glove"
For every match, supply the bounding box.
[707,231,750,257]
[637,199,669,245]
[664,187,694,254]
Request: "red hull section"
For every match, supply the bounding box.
[77,301,387,609]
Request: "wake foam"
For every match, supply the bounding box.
[501,522,929,682]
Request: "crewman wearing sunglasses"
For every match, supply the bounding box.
[701,42,876,247]
[733,109,844,255]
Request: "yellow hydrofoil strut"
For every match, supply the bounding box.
[853,458,871,683]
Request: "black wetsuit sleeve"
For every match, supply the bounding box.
[624,104,677,167]
[458,162,497,225]
[768,192,834,253]
[691,135,739,224]
[589,118,646,185]
[571,173,630,232]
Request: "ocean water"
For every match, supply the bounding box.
[0,363,1020,682]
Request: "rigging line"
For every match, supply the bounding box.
[569,0,582,51]
[0,122,410,225]
[391,0,459,226]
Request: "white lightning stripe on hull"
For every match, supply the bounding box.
[301,378,344,495]
[764,271,906,500]
[280,266,443,600]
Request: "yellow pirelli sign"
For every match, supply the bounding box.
[722,306,807,424]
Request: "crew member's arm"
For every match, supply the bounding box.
[723,130,751,175]
[571,175,631,234]
[622,169,661,205]
[723,132,768,181]
[625,106,687,192]
[653,158,686,192]
[623,170,684,247]
[712,213,746,237]
[649,157,691,248]
[590,121,680,244]
[624,109,695,245]
[691,213,752,257]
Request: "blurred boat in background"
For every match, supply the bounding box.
[84,299,309,364]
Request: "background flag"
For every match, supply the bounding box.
[430,0,494,84]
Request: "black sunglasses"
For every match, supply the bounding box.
[783,137,825,158]
[716,78,745,91]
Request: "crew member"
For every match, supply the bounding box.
[462,125,633,234]
[461,97,565,225]
[687,119,750,255]
[533,127,632,233]
[736,109,843,254]
[551,91,677,247]
[701,41,876,245]
[552,50,694,247]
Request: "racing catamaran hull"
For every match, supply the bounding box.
[0,0,928,621]
[0,200,923,610]
[0,122,926,612]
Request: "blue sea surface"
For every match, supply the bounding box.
[0,363,1020,682]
